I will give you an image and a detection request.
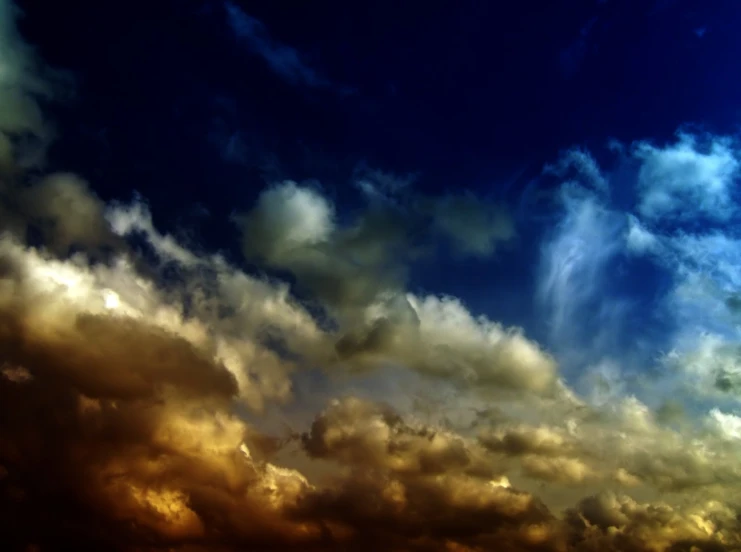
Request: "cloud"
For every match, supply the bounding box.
[0,236,309,549]
[0,0,71,169]
[537,183,628,362]
[2,215,741,550]
[237,181,336,261]
[427,193,515,257]
[7,1,741,549]
[106,197,201,266]
[624,214,660,255]
[336,293,559,396]
[303,396,499,479]
[543,148,609,195]
[235,180,516,317]
[566,491,737,551]
[663,334,741,401]
[559,17,598,79]
[225,2,331,89]
[633,133,740,222]
[359,169,517,258]
[625,221,741,407]
[234,178,552,397]
[235,181,409,318]
[1,175,733,549]
[1,171,116,255]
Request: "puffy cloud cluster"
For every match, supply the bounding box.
[0,239,316,549]
[0,208,559,550]
[2,213,741,551]
[566,492,740,552]
[633,133,739,222]
[236,179,515,314]
[303,396,500,479]
[336,293,559,395]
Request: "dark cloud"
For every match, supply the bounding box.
[235,180,516,318]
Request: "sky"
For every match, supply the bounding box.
[3,0,741,550]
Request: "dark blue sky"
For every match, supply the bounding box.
[16,0,741,371]
[21,0,741,209]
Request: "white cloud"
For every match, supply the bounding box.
[337,292,559,396]
[542,148,608,194]
[537,184,625,354]
[0,0,71,169]
[406,294,558,394]
[708,408,741,440]
[624,214,660,255]
[237,181,335,261]
[664,334,741,400]
[633,133,739,221]
[646,231,741,359]
[107,199,200,266]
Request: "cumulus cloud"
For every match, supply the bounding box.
[2,211,741,550]
[1,171,115,254]
[633,133,740,221]
[232,179,554,396]
[236,180,516,317]
[626,214,741,409]
[566,491,738,551]
[0,238,308,548]
[663,334,741,400]
[240,182,335,258]
[0,211,563,549]
[624,214,660,255]
[3,192,736,550]
[336,293,559,396]
[303,396,500,479]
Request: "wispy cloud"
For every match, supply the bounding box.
[543,147,609,195]
[224,2,331,89]
[559,16,598,78]
[537,180,629,367]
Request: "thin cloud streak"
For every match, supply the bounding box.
[225,2,331,89]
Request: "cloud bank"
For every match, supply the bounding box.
[3,2,741,550]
